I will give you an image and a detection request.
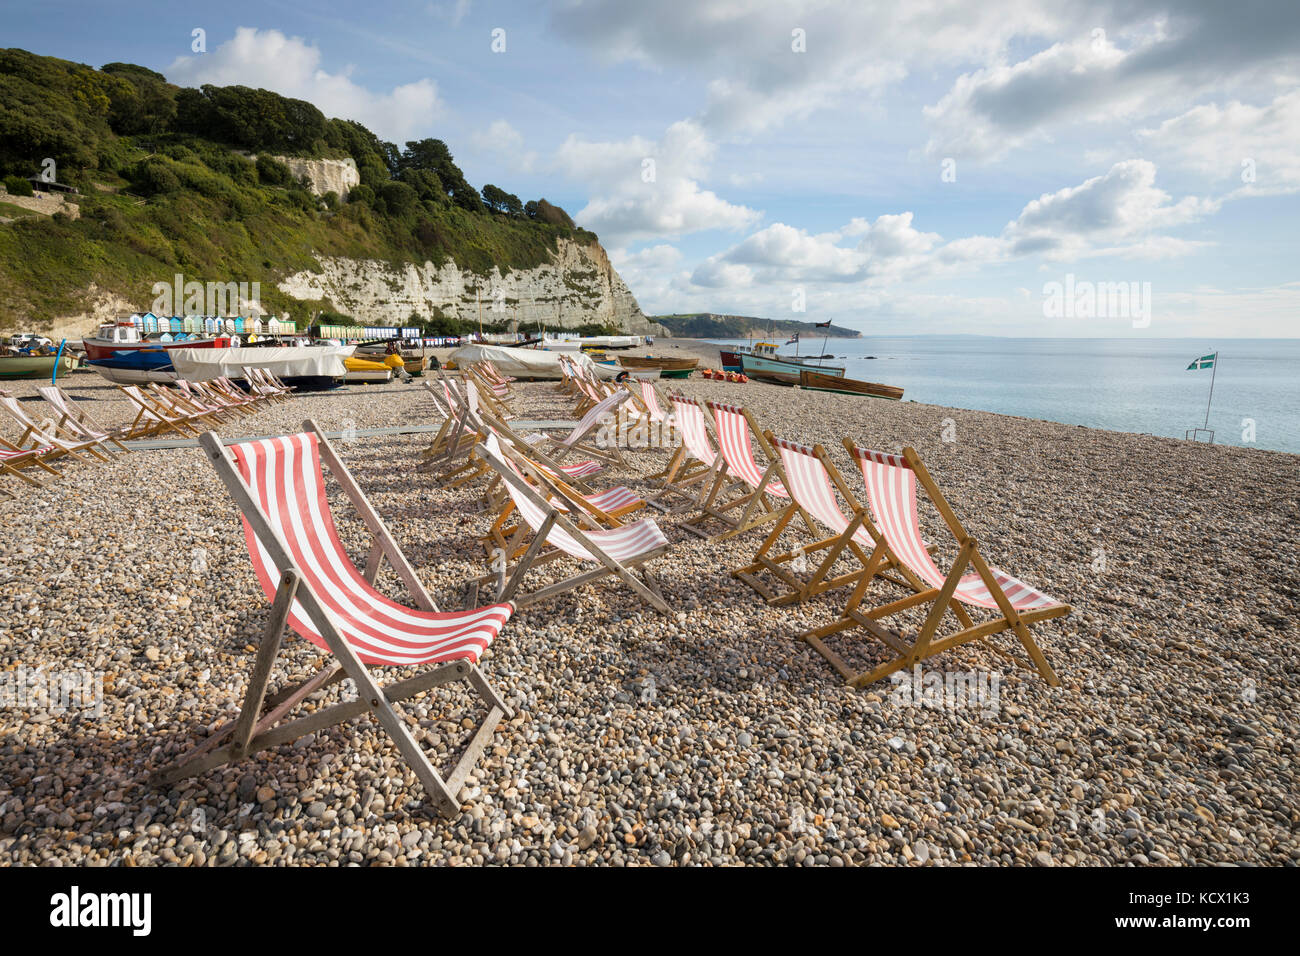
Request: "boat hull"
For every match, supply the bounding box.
[82,336,221,362]
[740,353,845,385]
[0,354,79,380]
[618,355,698,372]
[799,368,903,400]
[87,362,178,385]
[718,349,744,372]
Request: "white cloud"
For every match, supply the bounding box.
[685,160,1214,293]
[472,120,536,172]
[1137,89,1300,194]
[922,3,1300,162]
[165,27,442,143]
[553,120,759,244]
[1004,159,1218,259]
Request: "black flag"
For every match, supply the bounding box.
[815,320,832,328]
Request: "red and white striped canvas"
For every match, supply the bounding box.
[0,395,98,455]
[638,381,667,423]
[559,389,627,447]
[849,446,1061,611]
[229,432,512,666]
[670,396,716,467]
[485,435,667,563]
[708,402,788,498]
[771,437,873,548]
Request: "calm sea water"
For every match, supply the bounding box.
[708,337,1300,455]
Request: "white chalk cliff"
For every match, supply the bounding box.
[278,238,662,334]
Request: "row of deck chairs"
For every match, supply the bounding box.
[156,363,1069,820]
[0,387,129,496]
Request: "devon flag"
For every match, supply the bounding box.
[1186,352,1217,370]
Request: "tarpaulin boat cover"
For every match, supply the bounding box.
[169,346,353,382]
[448,344,621,380]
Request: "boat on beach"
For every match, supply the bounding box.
[0,350,80,380]
[740,348,845,385]
[618,355,698,379]
[799,368,903,400]
[82,319,221,361]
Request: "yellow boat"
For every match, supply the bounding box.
[344,355,393,383]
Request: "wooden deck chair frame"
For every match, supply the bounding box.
[646,393,733,515]
[150,422,515,819]
[148,383,229,428]
[481,438,644,561]
[423,371,491,489]
[118,385,205,439]
[0,394,113,465]
[419,377,480,467]
[0,440,63,494]
[36,386,133,454]
[544,388,631,468]
[475,436,671,613]
[682,401,813,540]
[732,435,920,605]
[800,441,1069,688]
[170,380,242,424]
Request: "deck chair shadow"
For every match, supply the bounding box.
[150,421,516,819]
[800,441,1070,688]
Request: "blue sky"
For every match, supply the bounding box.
[8,0,1300,336]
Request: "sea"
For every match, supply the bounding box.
[705,337,1300,455]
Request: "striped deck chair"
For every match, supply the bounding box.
[733,436,919,604]
[0,441,61,496]
[37,386,132,453]
[243,367,292,403]
[682,401,806,539]
[647,394,729,514]
[475,434,670,612]
[183,381,255,420]
[151,423,516,819]
[0,394,114,465]
[420,378,480,466]
[171,380,240,423]
[149,384,228,428]
[473,406,606,488]
[213,377,265,412]
[800,441,1070,687]
[538,388,631,467]
[119,382,205,439]
[481,432,645,561]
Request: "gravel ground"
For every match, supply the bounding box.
[0,358,1296,867]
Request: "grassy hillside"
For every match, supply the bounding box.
[0,48,597,331]
[656,313,861,339]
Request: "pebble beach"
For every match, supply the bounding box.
[1,340,1296,867]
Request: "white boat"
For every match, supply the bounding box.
[169,345,351,382]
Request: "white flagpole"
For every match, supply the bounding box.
[1203,351,1218,430]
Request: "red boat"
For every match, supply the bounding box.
[82,320,225,361]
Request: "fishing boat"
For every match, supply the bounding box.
[799,368,903,400]
[740,345,845,386]
[0,350,80,380]
[86,349,178,384]
[618,355,698,379]
[82,320,221,361]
